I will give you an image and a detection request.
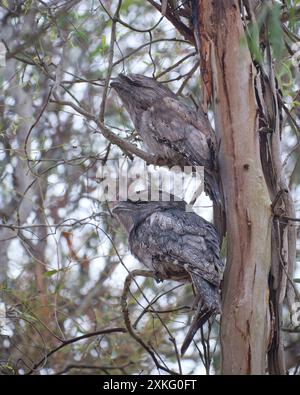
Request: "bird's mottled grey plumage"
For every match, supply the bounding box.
[113,198,224,355]
[110,74,220,202]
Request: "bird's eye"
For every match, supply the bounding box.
[129,80,143,87]
[123,76,140,86]
[126,75,136,83]
[127,199,149,205]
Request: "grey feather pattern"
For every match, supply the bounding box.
[111,74,222,205]
[113,199,224,355]
[111,74,215,167]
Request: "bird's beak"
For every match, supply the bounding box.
[110,74,126,89]
[110,79,121,89]
[112,203,131,215]
[110,74,139,90]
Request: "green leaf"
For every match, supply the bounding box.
[268,4,284,60]
[243,22,263,64]
[44,269,59,277]
[89,35,108,59]
[101,35,106,49]
[44,268,68,277]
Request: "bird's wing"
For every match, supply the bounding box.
[145,101,214,168]
[162,96,215,140]
[130,209,224,286]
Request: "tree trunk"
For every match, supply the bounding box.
[195,0,272,374]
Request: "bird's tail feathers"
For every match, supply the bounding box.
[181,304,217,356]
[204,169,226,240]
[204,169,223,207]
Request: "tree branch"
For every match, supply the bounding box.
[121,269,179,375]
[26,327,127,375]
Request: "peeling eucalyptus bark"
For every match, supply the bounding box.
[195,0,272,374]
[255,46,296,376]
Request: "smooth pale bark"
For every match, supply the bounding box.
[196,1,272,374]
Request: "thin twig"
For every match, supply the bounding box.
[121,269,178,375]
[99,0,122,122]
[26,327,127,375]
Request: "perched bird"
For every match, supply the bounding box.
[112,196,224,355]
[110,74,221,205]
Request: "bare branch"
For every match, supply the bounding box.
[121,269,179,375]
[26,327,127,375]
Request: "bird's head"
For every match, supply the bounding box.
[112,199,153,235]
[110,74,176,125]
[112,193,187,234]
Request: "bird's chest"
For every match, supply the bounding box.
[131,238,189,282]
